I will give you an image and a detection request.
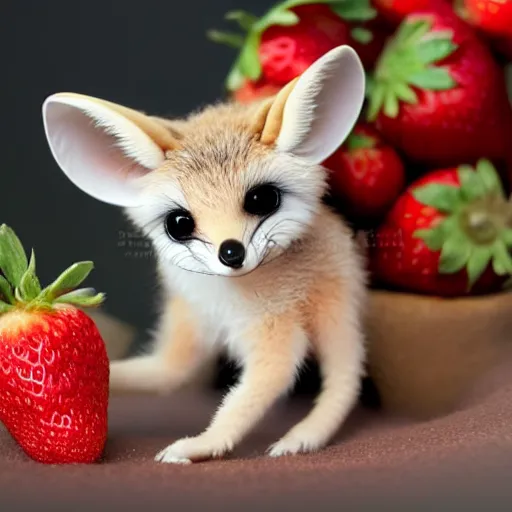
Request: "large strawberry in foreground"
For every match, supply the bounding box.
[208,0,380,97]
[366,5,512,167]
[0,224,109,464]
[323,123,406,223]
[369,160,512,296]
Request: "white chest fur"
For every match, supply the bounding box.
[160,265,261,360]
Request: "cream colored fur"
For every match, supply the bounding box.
[41,46,368,464]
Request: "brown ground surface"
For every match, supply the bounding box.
[2,360,512,512]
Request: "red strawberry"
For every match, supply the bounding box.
[232,78,282,104]
[323,123,406,222]
[0,224,109,464]
[372,0,449,23]
[456,0,512,40]
[368,159,512,296]
[258,4,355,84]
[208,1,380,94]
[366,6,512,168]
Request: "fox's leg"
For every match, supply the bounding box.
[109,296,210,394]
[268,283,366,457]
[155,313,307,464]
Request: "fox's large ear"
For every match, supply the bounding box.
[42,93,183,207]
[250,45,365,165]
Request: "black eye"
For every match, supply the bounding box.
[165,210,195,241]
[243,184,281,216]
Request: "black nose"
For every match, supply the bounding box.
[219,239,245,269]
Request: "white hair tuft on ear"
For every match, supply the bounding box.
[275,45,366,165]
[42,93,168,207]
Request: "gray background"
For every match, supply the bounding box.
[1,0,273,340]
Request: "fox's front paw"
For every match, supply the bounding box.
[267,428,326,458]
[155,434,234,464]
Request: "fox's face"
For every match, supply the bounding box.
[127,129,327,277]
[41,46,366,277]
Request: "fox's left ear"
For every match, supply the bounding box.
[251,45,365,165]
[41,92,183,207]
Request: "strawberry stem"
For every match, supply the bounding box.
[412,160,512,290]
[0,224,105,314]
[366,18,459,122]
[208,0,377,90]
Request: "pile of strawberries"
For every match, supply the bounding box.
[210,0,512,297]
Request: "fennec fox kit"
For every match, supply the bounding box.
[42,45,367,464]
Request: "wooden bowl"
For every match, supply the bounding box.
[364,290,512,419]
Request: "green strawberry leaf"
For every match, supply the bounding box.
[416,37,458,65]
[258,9,300,28]
[414,216,459,251]
[412,183,462,213]
[439,230,471,274]
[414,223,447,251]
[38,261,94,302]
[0,300,13,313]
[207,30,245,49]
[238,32,262,80]
[502,229,512,247]
[351,27,373,45]
[365,72,375,97]
[394,18,432,46]
[0,275,14,304]
[226,65,245,91]
[466,245,493,290]
[347,133,376,150]
[367,81,386,121]
[54,288,105,307]
[475,159,505,198]
[0,225,104,312]
[408,67,457,90]
[367,18,458,122]
[331,0,377,22]
[492,240,512,275]
[0,224,28,289]
[225,10,258,31]
[16,249,42,302]
[457,165,486,202]
[393,82,418,104]
[384,89,400,118]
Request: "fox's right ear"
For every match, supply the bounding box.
[42,93,183,207]
[250,45,365,165]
